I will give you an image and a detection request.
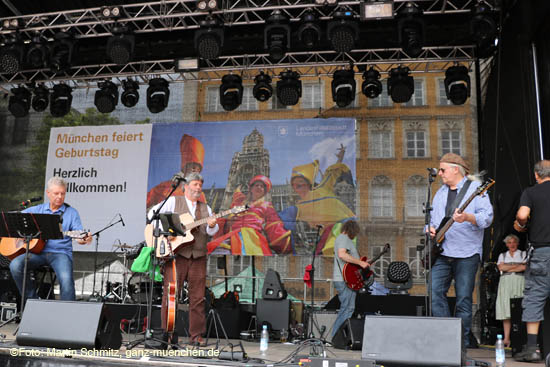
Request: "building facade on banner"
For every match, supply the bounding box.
[195,62,479,303]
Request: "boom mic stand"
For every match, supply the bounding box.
[420,168,437,317]
[306,226,325,344]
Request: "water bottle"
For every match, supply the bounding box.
[260,325,269,355]
[495,334,505,366]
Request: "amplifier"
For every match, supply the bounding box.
[308,310,338,339]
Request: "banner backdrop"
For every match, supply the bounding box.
[46,119,355,255]
[46,124,153,252]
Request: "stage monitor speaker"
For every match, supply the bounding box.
[332,317,364,350]
[17,299,122,350]
[256,298,290,331]
[262,269,287,300]
[361,315,463,366]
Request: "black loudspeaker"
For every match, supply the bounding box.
[361,315,463,366]
[256,298,290,331]
[332,317,364,350]
[262,269,287,300]
[17,300,122,349]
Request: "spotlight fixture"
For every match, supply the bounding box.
[444,65,471,105]
[332,69,356,108]
[471,3,497,58]
[219,74,243,111]
[8,87,31,118]
[50,83,73,117]
[49,32,74,72]
[32,84,50,112]
[387,66,414,103]
[397,2,424,57]
[253,72,273,102]
[101,6,121,18]
[2,18,20,30]
[362,67,382,99]
[26,35,49,68]
[194,18,224,60]
[298,10,321,49]
[264,10,291,61]
[0,36,23,74]
[95,81,119,113]
[384,261,413,295]
[106,27,134,64]
[276,70,302,106]
[196,0,218,11]
[327,11,358,53]
[121,79,140,108]
[361,0,394,20]
[147,78,170,114]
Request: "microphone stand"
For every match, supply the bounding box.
[420,168,437,317]
[89,217,124,302]
[307,226,323,341]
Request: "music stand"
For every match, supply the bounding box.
[0,212,63,328]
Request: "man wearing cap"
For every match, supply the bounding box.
[512,160,550,362]
[427,153,493,348]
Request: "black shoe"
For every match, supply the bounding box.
[514,345,542,362]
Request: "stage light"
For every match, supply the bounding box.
[264,10,290,61]
[471,3,497,58]
[31,84,50,112]
[106,29,134,64]
[315,0,338,6]
[253,72,272,102]
[444,65,471,105]
[95,81,118,113]
[26,35,49,69]
[49,32,74,72]
[387,66,414,103]
[8,87,31,118]
[2,19,20,29]
[101,6,121,18]
[196,0,218,11]
[361,0,394,20]
[384,261,412,295]
[219,74,243,111]
[50,83,73,117]
[327,11,358,53]
[276,70,301,106]
[298,10,321,49]
[147,78,170,114]
[121,79,139,108]
[361,67,382,99]
[397,2,424,57]
[0,37,23,74]
[331,69,356,108]
[194,18,224,60]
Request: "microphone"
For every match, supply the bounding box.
[427,168,438,177]
[119,214,125,227]
[316,224,324,229]
[171,171,187,188]
[19,196,42,207]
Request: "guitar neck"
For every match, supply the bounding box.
[435,186,481,242]
[185,209,235,230]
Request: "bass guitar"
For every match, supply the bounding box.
[0,231,88,260]
[424,179,495,267]
[144,205,247,258]
[343,243,390,291]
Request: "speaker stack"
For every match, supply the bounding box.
[256,269,290,331]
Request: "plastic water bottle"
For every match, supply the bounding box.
[260,325,269,356]
[495,334,505,366]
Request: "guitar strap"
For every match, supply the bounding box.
[445,180,472,217]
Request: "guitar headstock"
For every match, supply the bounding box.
[382,243,390,254]
[477,179,495,195]
[231,205,248,214]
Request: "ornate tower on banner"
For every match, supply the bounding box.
[221,128,270,208]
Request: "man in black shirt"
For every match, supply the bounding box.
[513,160,550,362]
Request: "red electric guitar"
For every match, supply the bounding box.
[343,243,390,291]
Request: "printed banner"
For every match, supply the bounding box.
[46,124,153,252]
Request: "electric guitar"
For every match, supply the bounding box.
[424,179,495,267]
[343,243,390,291]
[0,230,89,260]
[144,205,247,258]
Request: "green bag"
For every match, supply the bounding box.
[130,246,162,281]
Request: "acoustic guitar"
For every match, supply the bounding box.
[0,230,87,260]
[343,243,390,291]
[144,205,247,258]
[165,258,178,334]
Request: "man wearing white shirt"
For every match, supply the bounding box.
[148,172,218,346]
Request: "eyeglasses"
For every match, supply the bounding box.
[438,168,446,173]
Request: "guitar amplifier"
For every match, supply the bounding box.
[309,310,338,339]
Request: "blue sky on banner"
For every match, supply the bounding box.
[147,118,356,191]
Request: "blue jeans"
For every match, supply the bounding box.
[331,281,356,338]
[9,252,75,301]
[430,254,479,346]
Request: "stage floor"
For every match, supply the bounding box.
[0,322,543,367]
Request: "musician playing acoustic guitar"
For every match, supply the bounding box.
[331,220,369,340]
[8,177,92,301]
[427,153,493,348]
[147,172,218,347]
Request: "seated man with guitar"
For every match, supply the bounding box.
[146,172,218,347]
[331,220,369,340]
[7,177,92,301]
[427,153,493,348]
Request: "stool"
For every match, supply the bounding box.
[34,266,57,300]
